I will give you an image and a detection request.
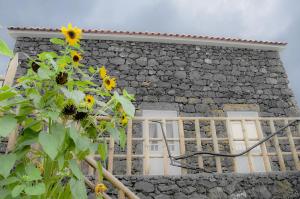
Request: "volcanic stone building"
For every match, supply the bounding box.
[4,27,300,198]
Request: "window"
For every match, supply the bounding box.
[227,111,265,173]
[142,110,181,175]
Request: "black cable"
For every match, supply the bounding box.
[151,119,299,172]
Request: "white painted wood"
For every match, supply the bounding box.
[227,111,265,173]
[142,110,181,175]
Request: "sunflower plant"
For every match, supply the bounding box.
[0,24,135,199]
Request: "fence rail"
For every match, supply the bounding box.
[88,116,300,176]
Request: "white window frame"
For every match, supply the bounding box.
[142,110,181,175]
[227,111,265,173]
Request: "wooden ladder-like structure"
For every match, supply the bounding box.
[2,54,139,199]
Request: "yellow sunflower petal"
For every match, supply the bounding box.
[121,113,128,126]
[71,51,82,66]
[110,77,117,89]
[85,95,95,108]
[95,183,107,195]
[61,26,67,34]
[61,23,82,46]
[99,66,107,79]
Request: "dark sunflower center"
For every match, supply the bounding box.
[87,99,91,103]
[67,30,76,39]
[73,55,79,62]
[105,79,111,85]
[56,72,68,85]
[31,62,40,73]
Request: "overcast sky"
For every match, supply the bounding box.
[0,0,299,104]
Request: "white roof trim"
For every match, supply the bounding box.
[8,30,286,51]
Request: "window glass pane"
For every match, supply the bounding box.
[149,123,158,138]
[248,141,262,153]
[230,121,244,139]
[245,121,258,139]
[234,141,246,152]
[235,156,250,173]
[253,156,265,172]
[166,123,173,138]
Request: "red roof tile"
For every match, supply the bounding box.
[7,26,287,46]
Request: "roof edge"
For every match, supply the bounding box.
[7,27,287,51]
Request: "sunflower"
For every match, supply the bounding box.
[31,61,40,73]
[74,111,88,120]
[61,23,82,46]
[56,72,68,85]
[120,112,128,126]
[103,76,116,91]
[85,95,95,108]
[99,66,107,79]
[95,183,107,195]
[62,104,77,115]
[71,51,82,66]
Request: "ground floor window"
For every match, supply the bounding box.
[227,111,265,173]
[142,110,181,175]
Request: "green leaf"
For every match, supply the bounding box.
[0,177,19,186]
[107,124,119,143]
[69,160,83,180]
[38,52,57,60]
[61,88,85,105]
[0,190,10,199]
[50,38,65,45]
[97,161,104,182]
[0,153,17,178]
[24,183,45,195]
[0,39,13,57]
[25,164,42,181]
[12,184,25,198]
[44,111,60,121]
[123,89,135,101]
[119,128,127,149]
[39,132,58,160]
[114,92,135,117]
[57,154,64,170]
[0,90,17,101]
[69,178,87,199]
[98,142,107,161]
[37,67,51,79]
[57,56,72,66]
[88,66,95,74]
[68,124,89,152]
[39,123,66,160]
[51,122,66,148]
[0,115,17,137]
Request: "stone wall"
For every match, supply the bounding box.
[88,172,300,199]
[14,37,300,117]
[9,37,300,172]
